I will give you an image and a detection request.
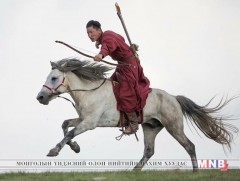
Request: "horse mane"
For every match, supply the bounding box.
[51,58,114,81]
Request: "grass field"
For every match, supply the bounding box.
[0,170,240,181]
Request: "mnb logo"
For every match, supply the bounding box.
[198,160,228,171]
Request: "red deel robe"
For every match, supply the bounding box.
[99,31,151,112]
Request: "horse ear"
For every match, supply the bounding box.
[50,61,57,69]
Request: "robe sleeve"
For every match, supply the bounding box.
[99,38,118,57]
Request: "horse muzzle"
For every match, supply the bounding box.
[36,91,52,105]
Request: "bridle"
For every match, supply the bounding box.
[42,72,107,108]
[43,73,67,95]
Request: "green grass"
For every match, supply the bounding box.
[0,170,239,181]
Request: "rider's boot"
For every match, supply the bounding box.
[122,112,139,134]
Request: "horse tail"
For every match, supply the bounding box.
[176,95,239,150]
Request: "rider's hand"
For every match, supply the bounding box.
[94,54,103,62]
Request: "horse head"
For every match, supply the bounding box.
[36,62,69,105]
[37,58,113,105]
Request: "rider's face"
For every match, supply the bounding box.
[87,26,102,42]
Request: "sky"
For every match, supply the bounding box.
[0,0,240,171]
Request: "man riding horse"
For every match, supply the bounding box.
[86,20,151,135]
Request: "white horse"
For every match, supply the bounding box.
[36,58,238,171]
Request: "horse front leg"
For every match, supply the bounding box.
[62,118,82,153]
[47,118,98,157]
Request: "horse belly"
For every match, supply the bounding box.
[97,109,120,127]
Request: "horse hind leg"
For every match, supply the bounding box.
[184,137,198,172]
[176,134,198,172]
[133,119,164,171]
[165,121,198,172]
[62,118,81,153]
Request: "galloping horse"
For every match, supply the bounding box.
[36,58,238,171]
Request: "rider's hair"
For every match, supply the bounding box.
[86,20,101,29]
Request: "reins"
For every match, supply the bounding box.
[57,78,107,109]
[43,70,107,109]
[65,78,107,93]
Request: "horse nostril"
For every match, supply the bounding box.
[37,95,44,101]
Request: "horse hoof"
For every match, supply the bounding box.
[70,141,80,153]
[47,148,59,157]
[193,168,198,172]
[133,166,142,171]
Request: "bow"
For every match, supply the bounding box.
[55,40,118,66]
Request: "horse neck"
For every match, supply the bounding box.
[66,71,107,105]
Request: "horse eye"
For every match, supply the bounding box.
[51,77,57,81]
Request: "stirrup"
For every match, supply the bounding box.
[115,132,139,141]
[115,132,125,141]
[115,127,139,141]
[115,127,126,141]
